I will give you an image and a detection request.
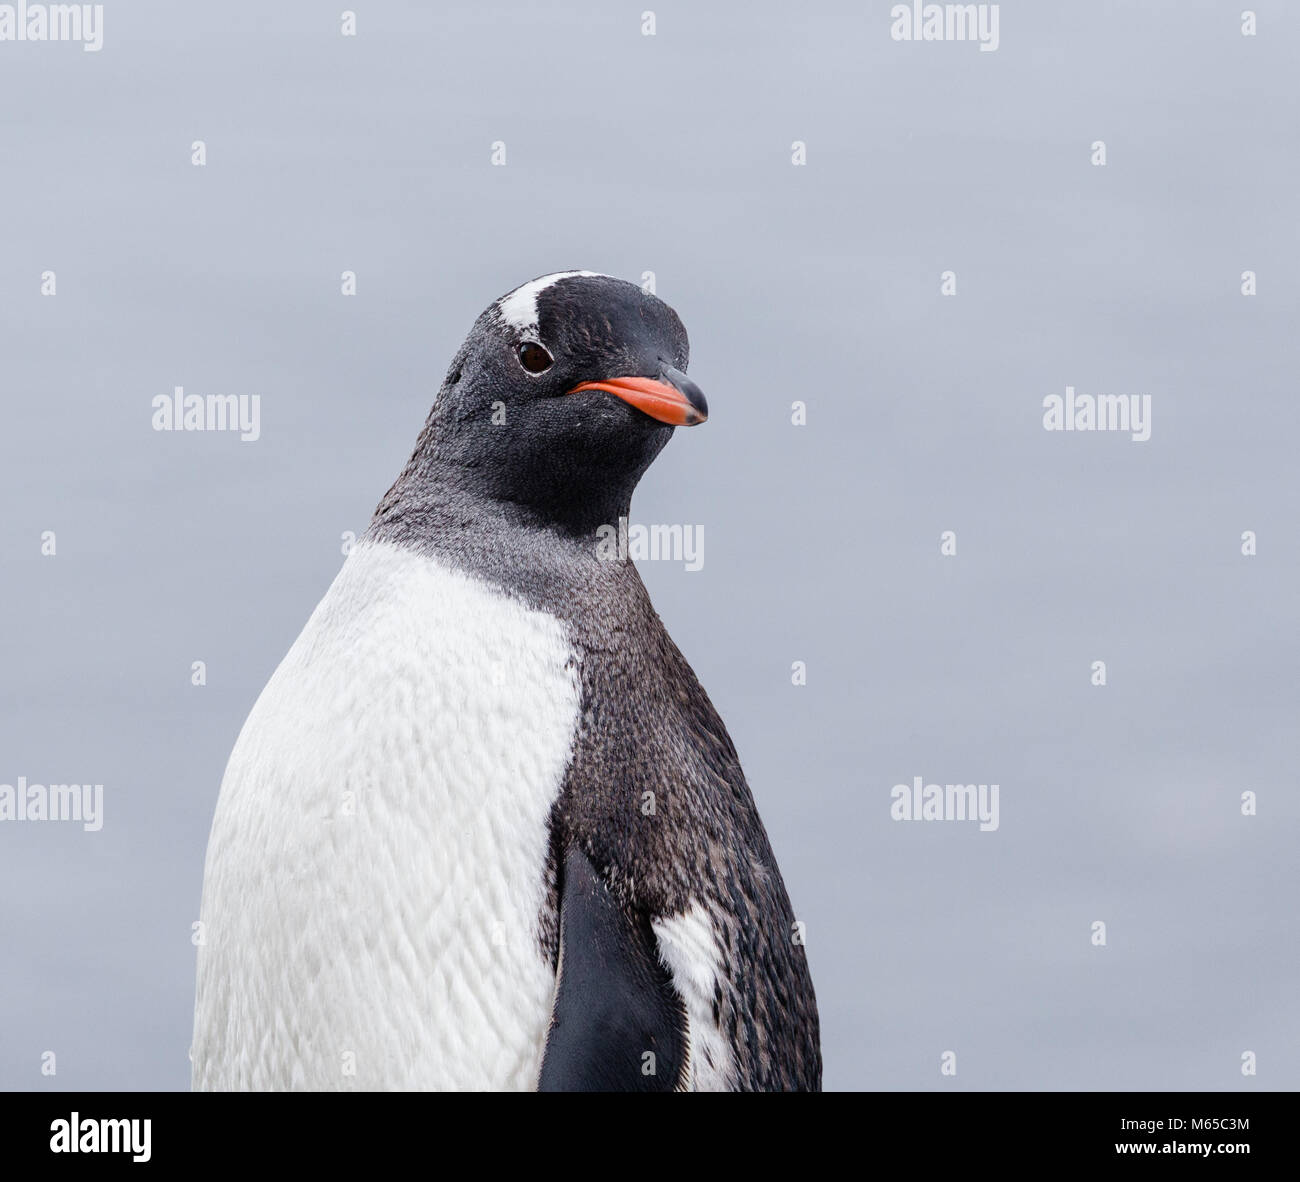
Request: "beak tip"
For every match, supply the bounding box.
[665,367,707,426]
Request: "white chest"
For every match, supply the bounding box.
[192,540,581,1090]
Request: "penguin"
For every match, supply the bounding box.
[192,271,821,1092]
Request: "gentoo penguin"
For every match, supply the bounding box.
[192,271,821,1091]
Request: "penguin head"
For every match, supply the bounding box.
[424,272,707,532]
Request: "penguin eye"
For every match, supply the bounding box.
[517,341,553,374]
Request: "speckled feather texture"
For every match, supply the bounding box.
[539,549,824,1091]
[367,469,822,1089]
[194,531,820,1090]
[192,540,580,1090]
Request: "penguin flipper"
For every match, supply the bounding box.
[537,846,688,1092]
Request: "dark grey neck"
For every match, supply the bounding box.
[376,405,656,541]
[366,456,645,628]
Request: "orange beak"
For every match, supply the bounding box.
[566,369,708,427]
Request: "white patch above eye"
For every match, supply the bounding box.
[495,271,607,334]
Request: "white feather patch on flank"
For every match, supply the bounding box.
[495,271,604,334]
[653,902,734,1091]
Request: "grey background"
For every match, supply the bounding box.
[2,0,1295,1091]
